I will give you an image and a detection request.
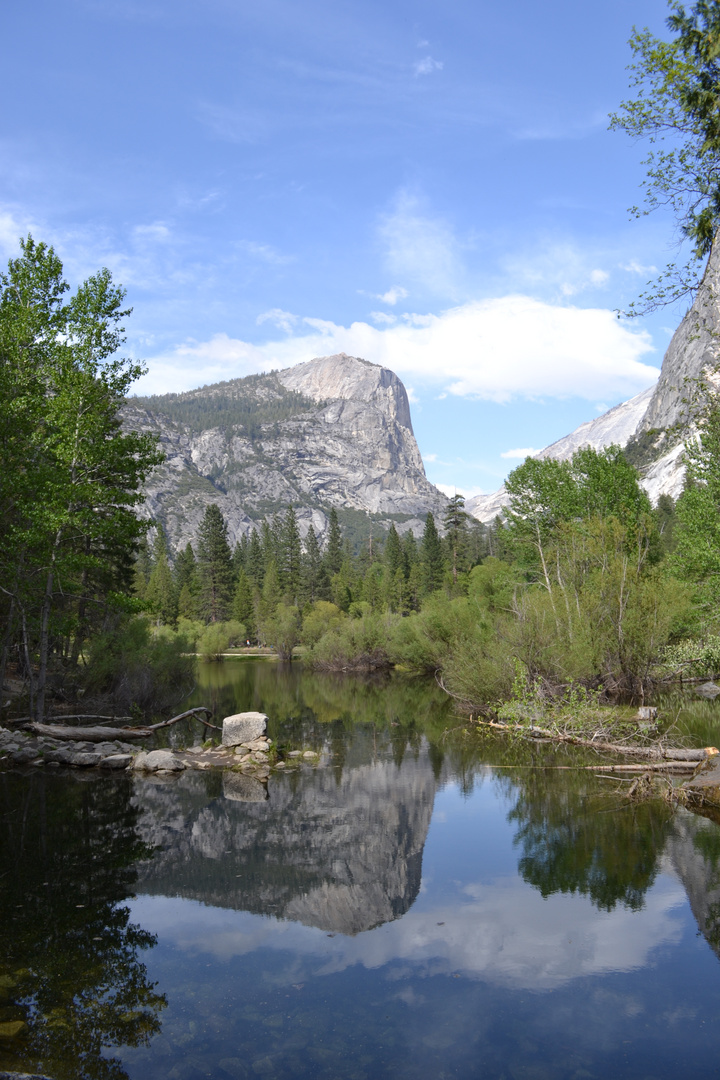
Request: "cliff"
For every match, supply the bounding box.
[128,353,447,550]
[468,242,720,523]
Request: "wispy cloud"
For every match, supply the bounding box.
[136,294,659,404]
[370,311,397,325]
[257,308,298,333]
[379,192,463,298]
[195,102,270,144]
[414,56,443,76]
[501,447,540,459]
[375,285,408,305]
[239,240,295,265]
[621,259,658,276]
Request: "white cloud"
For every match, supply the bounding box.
[621,260,658,276]
[501,447,540,459]
[131,870,684,991]
[0,209,39,259]
[132,222,171,244]
[375,285,408,305]
[414,56,443,76]
[370,311,397,325]
[502,244,620,302]
[135,295,660,403]
[256,308,298,333]
[379,192,462,297]
[239,240,295,265]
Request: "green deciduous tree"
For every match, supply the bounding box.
[0,237,162,719]
[610,0,720,310]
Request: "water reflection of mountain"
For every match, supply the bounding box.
[665,808,720,959]
[134,736,437,936]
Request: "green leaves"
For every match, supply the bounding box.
[610,2,720,310]
[0,236,162,718]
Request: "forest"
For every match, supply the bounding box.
[5,231,720,728]
[128,432,716,719]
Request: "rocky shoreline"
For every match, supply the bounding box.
[0,712,320,782]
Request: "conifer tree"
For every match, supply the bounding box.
[282,506,302,602]
[145,526,177,624]
[325,508,343,575]
[174,543,198,620]
[247,529,265,588]
[443,494,469,583]
[133,539,152,600]
[232,536,248,578]
[421,512,445,593]
[302,525,331,603]
[196,504,234,622]
[233,568,256,640]
[385,523,403,578]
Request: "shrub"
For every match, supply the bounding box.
[82,616,196,713]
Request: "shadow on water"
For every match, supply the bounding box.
[0,772,166,1080]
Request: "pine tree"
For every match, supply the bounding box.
[302,525,331,603]
[282,506,302,602]
[232,536,248,578]
[145,526,177,624]
[384,523,403,578]
[174,543,198,619]
[443,494,469,583]
[133,538,152,600]
[232,568,256,640]
[421,512,445,593]
[247,529,265,588]
[196,504,234,622]
[325,508,343,575]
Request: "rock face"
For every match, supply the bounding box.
[468,244,720,523]
[127,353,447,550]
[133,742,437,935]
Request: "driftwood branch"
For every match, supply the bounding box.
[474,717,717,762]
[21,706,217,743]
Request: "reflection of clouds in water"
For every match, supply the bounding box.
[132,871,686,991]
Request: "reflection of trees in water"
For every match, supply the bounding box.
[186,660,454,768]
[503,771,675,911]
[0,773,166,1080]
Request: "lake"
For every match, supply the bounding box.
[3,660,720,1079]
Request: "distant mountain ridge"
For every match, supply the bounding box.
[128,352,447,551]
[467,242,720,523]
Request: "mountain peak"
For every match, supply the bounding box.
[278,353,414,433]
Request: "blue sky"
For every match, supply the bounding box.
[1,0,687,496]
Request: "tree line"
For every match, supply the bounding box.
[133,498,496,658]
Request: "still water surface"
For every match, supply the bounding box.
[3,661,720,1079]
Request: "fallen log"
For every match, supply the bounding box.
[474,718,718,761]
[21,706,216,742]
[24,723,148,742]
[588,762,696,774]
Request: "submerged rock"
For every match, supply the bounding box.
[133,750,185,772]
[696,682,720,699]
[683,755,720,807]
